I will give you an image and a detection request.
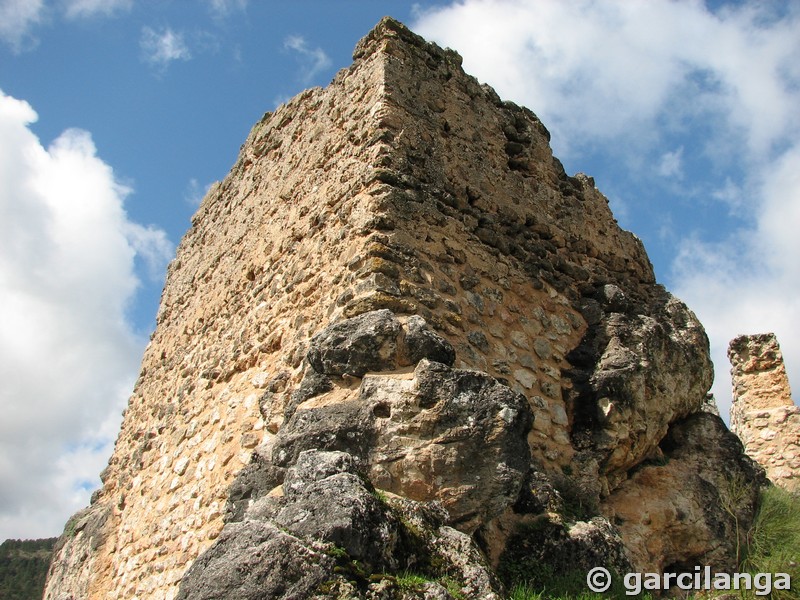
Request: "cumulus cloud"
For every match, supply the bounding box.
[415,1,799,159]
[140,25,192,71]
[414,0,800,417]
[0,90,173,541]
[0,0,45,52]
[61,0,133,19]
[284,35,331,84]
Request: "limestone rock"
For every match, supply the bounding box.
[496,514,631,591]
[729,333,800,492]
[307,309,454,378]
[701,393,721,416]
[404,314,457,366]
[602,412,767,573]
[307,309,404,377]
[362,359,532,532]
[270,358,532,533]
[225,445,286,523]
[566,288,713,494]
[176,521,334,600]
[44,503,110,600]
[273,457,397,568]
[182,449,504,600]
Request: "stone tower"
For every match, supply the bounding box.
[45,18,764,600]
[729,333,799,492]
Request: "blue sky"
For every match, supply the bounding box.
[1,0,798,541]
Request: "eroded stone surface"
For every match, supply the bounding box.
[44,503,110,600]
[306,309,454,377]
[567,289,713,496]
[495,515,631,590]
[176,521,333,600]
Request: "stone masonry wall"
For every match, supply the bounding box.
[729,333,800,492]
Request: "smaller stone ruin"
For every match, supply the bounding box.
[729,332,799,493]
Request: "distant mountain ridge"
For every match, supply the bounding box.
[0,538,56,600]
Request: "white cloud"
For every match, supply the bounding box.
[207,0,247,18]
[0,89,172,541]
[657,147,684,179]
[61,0,133,19]
[284,35,331,84]
[0,0,135,51]
[711,177,744,212]
[673,143,800,411]
[140,25,192,71]
[414,0,800,162]
[125,222,174,281]
[0,0,45,52]
[414,1,800,419]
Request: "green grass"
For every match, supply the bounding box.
[394,570,470,598]
[509,583,622,600]
[441,575,467,599]
[740,485,800,600]
[505,568,647,600]
[508,581,660,600]
[395,569,433,590]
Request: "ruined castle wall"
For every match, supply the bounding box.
[46,18,747,600]
[729,333,800,492]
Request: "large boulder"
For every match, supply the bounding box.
[362,360,533,532]
[306,309,455,377]
[271,359,533,533]
[567,287,713,495]
[176,521,334,600]
[273,451,399,569]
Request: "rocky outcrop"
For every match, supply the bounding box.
[729,333,800,492]
[270,354,532,533]
[179,449,504,600]
[43,502,110,600]
[602,412,766,573]
[566,287,714,497]
[45,16,765,600]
